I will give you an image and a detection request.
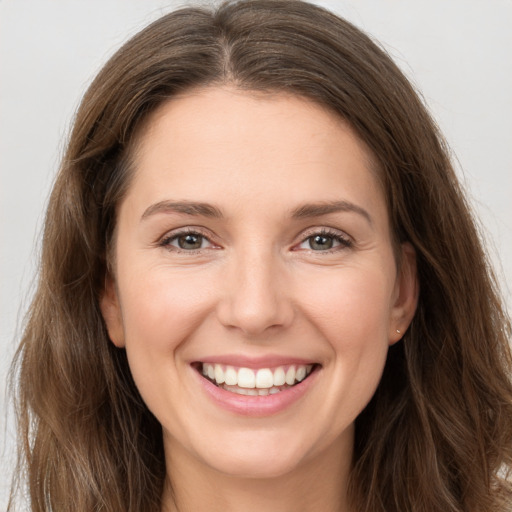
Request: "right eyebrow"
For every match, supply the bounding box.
[141,200,223,221]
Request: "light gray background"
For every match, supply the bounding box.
[1,0,511,508]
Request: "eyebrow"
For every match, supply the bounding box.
[141,200,223,220]
[291,200,373,225]
[141,199,372,225]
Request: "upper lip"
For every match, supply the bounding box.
[192,354,319,369]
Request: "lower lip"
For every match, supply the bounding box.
[194,367,319,417]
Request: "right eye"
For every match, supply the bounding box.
[160,230,216,252]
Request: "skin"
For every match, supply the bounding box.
[101,87,418,512]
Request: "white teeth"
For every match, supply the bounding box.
[285,366,296,385]
[201,363,315,390]
[222,384,289,396]
[273,367,286,386]
[296,366,306,382]
[224,366,237,386]
[255,368,273,388]
[214,365,225,384]
[238,367,256,388]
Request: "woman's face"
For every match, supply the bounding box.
[101,87,417,480]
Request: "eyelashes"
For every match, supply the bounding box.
[159,228,218,252]
[158,226,352,254]
[294,228,352,252]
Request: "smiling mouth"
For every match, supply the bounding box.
[193,362,318,396]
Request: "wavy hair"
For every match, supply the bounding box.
[10,1,512,510]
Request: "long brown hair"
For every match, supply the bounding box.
[10,1,512,510]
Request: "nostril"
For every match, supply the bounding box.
[216,301,294,336]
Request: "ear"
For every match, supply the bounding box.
[99,274,125,348]
[389,242,419,345]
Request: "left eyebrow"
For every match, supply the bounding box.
[290,200,373,226]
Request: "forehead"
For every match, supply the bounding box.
[125,86,386,224]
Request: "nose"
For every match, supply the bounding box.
[216,247,294,337]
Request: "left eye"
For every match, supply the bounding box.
[163,232,211,250]
[297,232,351,251]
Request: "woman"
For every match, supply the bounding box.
[9,0,512,511]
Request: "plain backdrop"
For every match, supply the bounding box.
[1,0,511,507]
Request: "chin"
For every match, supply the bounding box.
[206,447,306,480]
[183,424,329,481]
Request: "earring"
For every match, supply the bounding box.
[396,329,401,334]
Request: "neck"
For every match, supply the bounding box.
[161,432,353,512]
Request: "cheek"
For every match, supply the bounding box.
[118,265,218,353]
[296,263,395,346]
[295,265,394,417]
[116,266,219,424]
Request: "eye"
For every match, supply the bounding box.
[296,229,352,251]
[160,230,216,251]
[173,233,206,250]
